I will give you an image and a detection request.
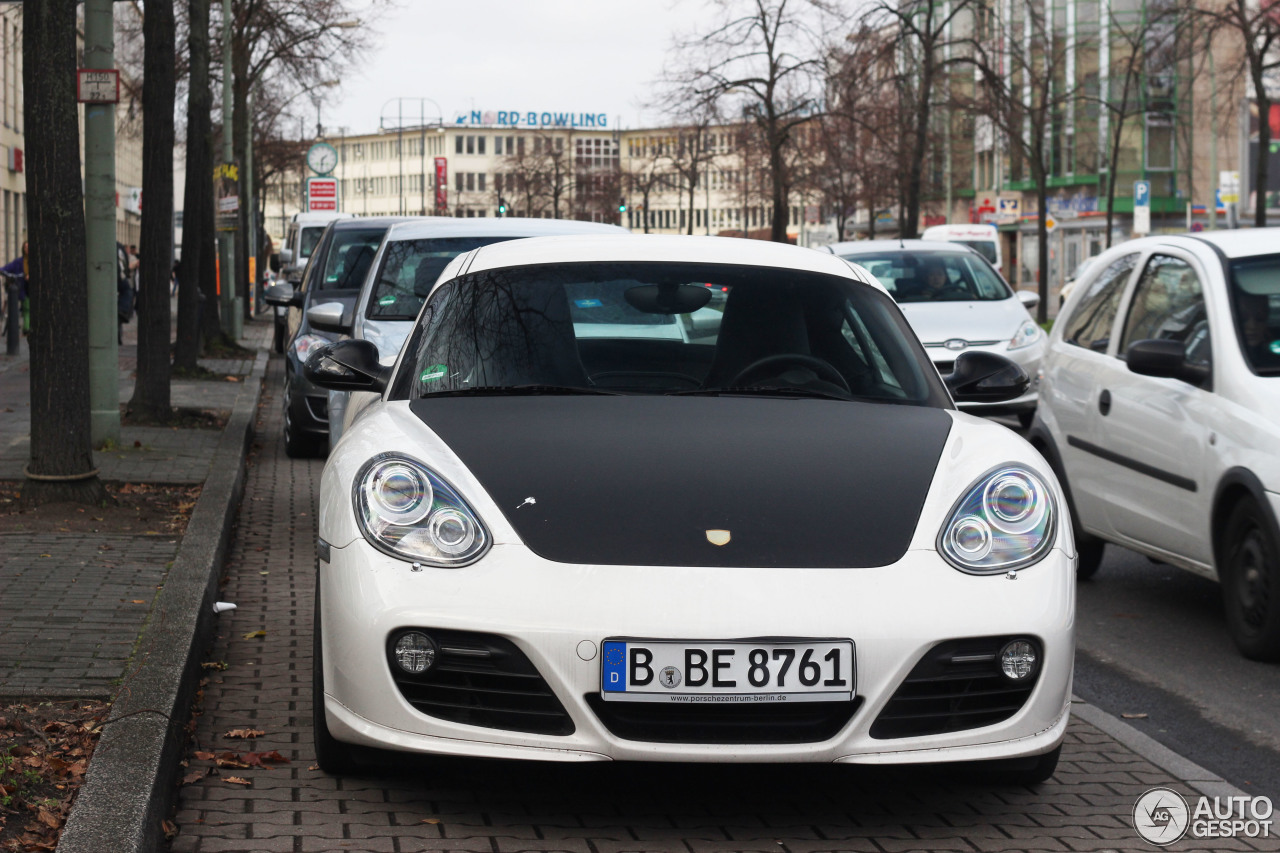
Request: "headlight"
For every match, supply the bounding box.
[1008,320,1042,350]
[291,333,330,362]
[354,453,489,566]
[938,466,1056,573]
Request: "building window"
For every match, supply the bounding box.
[466,135,475,155]
[478,173,486,192]
[456,172,464,192]
[494,136,503,156]
[1145,114,1174,171]
[478,136,486,155]
[466,172,475,192]
[455,135,463,154]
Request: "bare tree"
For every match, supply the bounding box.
[664,112,720,234]
[959,2,1084,322]
[666,0,841,242]
[176,0,219,369]
[869,0,975,236]
[622,138,670,233]
[21,0,108,506]
[500,131,575,218]
[222,0,384,317]
[130,0,177,421]
[1196,0,1280,226]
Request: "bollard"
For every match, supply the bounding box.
[4,279,19,355]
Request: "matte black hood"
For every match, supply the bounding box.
[409,396,951,568]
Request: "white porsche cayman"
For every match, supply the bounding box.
[304,235,1075,781]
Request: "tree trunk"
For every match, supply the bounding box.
[768,130,788,243]
[131,0,177,420]
[177,0,215,368]
[1254,88,1270,227]
[20,0,108,506]
[1035,176,1050,325]
[904,61,933,240]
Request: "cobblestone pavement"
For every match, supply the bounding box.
[169,357,1280,853]
[0,533,179,698]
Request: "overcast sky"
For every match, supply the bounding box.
[324,0,723,135]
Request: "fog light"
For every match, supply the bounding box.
[1000,639,1038,680]
[393,631,438,674]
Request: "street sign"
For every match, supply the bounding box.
[1133,180,1151,208]
[997,197,1021,218]
[1219,170,1241,204]
[306,177,340,212]
[77,69,119,104]
[1134,206,1151,234]
[1044,215,1057,233]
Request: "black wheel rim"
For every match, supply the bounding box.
[1234,523,1272,634]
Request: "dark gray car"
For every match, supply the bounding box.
[265,217,416,456]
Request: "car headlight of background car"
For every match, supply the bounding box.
[1008,320,1042,351]
[938,466,1056,573]
[353,453,490,566]
[291,333,331,362]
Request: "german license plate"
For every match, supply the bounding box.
[600,639,855,703]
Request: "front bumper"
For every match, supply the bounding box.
[319,538,1074,764]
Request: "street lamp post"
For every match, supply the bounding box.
[381,98,443,217]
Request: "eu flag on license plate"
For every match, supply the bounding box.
[601,641,627,692]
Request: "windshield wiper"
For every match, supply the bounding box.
[668,385,855,402]
[423,384,623,398]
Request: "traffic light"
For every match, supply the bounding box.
[618,198,627,213]
[497,197,507,217]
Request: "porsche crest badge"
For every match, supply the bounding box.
[705,529,731,546]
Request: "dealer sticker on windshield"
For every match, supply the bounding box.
[601,639,854,703]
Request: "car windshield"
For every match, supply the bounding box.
[391,261,941,405]
[316,227,387,292]
[1228,253,1280,375]
[838,250,1010,302]
[367,236,513,320]
[954,240,998,265]
[299,227,325,259]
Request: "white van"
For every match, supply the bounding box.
[279,211,353,285]
[920,224,1001,270]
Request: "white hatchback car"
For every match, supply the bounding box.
[822,240,1046,426]
[1029,230,1280,660]
[303,234,1075,780]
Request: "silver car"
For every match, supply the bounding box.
[308,217,631,450]
[822,239,1047,427]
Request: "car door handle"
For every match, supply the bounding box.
[1098,389,1111,416]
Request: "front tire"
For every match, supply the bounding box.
[1076,535,1105,580]
[1221,499,1280,661]
[283,373,325,458]
[313,585,361,775]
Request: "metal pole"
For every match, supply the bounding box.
[420,103,427,215]
[84,0,119,444]
[219,0,241,338]
[1208,35,1218,230]
[398,100,405,215]
[245,89,257,315]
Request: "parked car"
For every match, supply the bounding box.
[273,212,354,353]
[303,234,1074,780]
[822,239,1046,427]
[921,223,1002,269]
[1029,229,1280,660]
[264,217,416,457]
[308,217,630,452]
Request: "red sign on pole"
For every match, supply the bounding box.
[434,157,448,213]
[306,177,339,212]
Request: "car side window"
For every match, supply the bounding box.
[1120,254,1211,366]
[1062,253,1137,352]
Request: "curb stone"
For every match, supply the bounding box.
[56,350,269,853]
[1071,695,1248,799]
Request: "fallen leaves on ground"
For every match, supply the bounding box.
[0,700,108,852]
[223,729,265,740]
[221,776,251,786]
[241,630,266,640]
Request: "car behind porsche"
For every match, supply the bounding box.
[304,235,1075,781]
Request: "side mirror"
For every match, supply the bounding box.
[279,248,294,265]
[943,351,1030,403]
[1016,290,1040,310]
[307,301,351,335]
[263,282,301,308]
[303,340,391,393]
[1125,339,1210,386]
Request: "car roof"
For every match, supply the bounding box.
[292,212,353,224]
[382,217,629,242]
[823,239,980,256]
[1163,228,1280,259]
[463,234,876,284]
[328,216,418,231]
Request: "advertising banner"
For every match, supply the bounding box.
[435,157,448,213]
[306,177,339,212]
[214,162,239,231]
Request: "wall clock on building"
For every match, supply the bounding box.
[307,141,338,176]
